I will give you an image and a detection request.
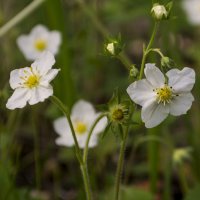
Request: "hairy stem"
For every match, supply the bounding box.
[139,22,159,79]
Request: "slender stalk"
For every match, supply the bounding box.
[117,53,133,70]
[80,164,92,200]
[178,165,189,195]
[32,113,41,189]
[83,113,106,163]
[148,128,159,194]
[139,22,159,79]
[51,96,82,163]
[51,96,92,200]
[0,0,46,37]
[75,0,136,72]
[76,0,109,38]
[115,127,129,200]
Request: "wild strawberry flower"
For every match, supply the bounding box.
[6,51,60,110]
[53,100,107,148]
[182,0,200,25]
[17,24,61,61]
[127,64,195,128]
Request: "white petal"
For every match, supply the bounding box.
[141,100,169,128]
[53,117,75,147]
[31,24,49,38]
[182,0,200,25]
[88,136,98,148]
[55,136,74,147]
[17,35,37,61]
[78,136,87,149]
[167,67,195,93]
[40,69,60,87]
[71,100,96,121]
[144,63,165,87]
[28,86,53,105]
[127,79,155,106]
[93,114,107,135]
[6,88,31,110]
[9,68,25,89]
[169,93,194,116]
[77,134,98,148]
[31,51,55,76]
[47,31,62,55]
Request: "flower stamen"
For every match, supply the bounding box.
[34,39,47,51]
[74,121,87,134]
[155,85,173,105]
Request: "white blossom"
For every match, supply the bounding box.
[127,64,195,128]
[17,24,61,61]
[53,100,107,148]
[6,51,59,110]
[182,0,200,25]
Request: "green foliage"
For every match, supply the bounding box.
[100,186,154,200]
[184,184,200,200]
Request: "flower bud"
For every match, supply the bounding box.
[106,42,115,55]
[151,4,168,20]
[129,65,138,78]
[173,147,192,166]
[161,56,176,69]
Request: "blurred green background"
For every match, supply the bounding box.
[1,0,200,199]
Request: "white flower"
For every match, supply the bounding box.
[6,51,60,110]
[182,0,200,25]
[17,24,61,61]
[53,100,107,148]
[127,64,195,128]
[151,4,168,20]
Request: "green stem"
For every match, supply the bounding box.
[139,22,159,79]
[115,127,129,200]
[148,128,160,194]
[51,96,92,200]
[0,0,46,37]
[32,113,41,189]
[117,53,133,70]
[178,165,189,195]
[76,0,109,38]
[83,113,106,163]
[80,164,92,200]
[51,96,82,163]
[75,0,136,72]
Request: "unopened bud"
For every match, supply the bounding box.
[106,42,115,55]
[129,65,138,78]
[151,4,168,20]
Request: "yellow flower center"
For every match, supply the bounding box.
[25,75,40,88]
[155,85,172,105]
[34,39,47,51]
[112,108,124,121]
[75,121,87,134]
